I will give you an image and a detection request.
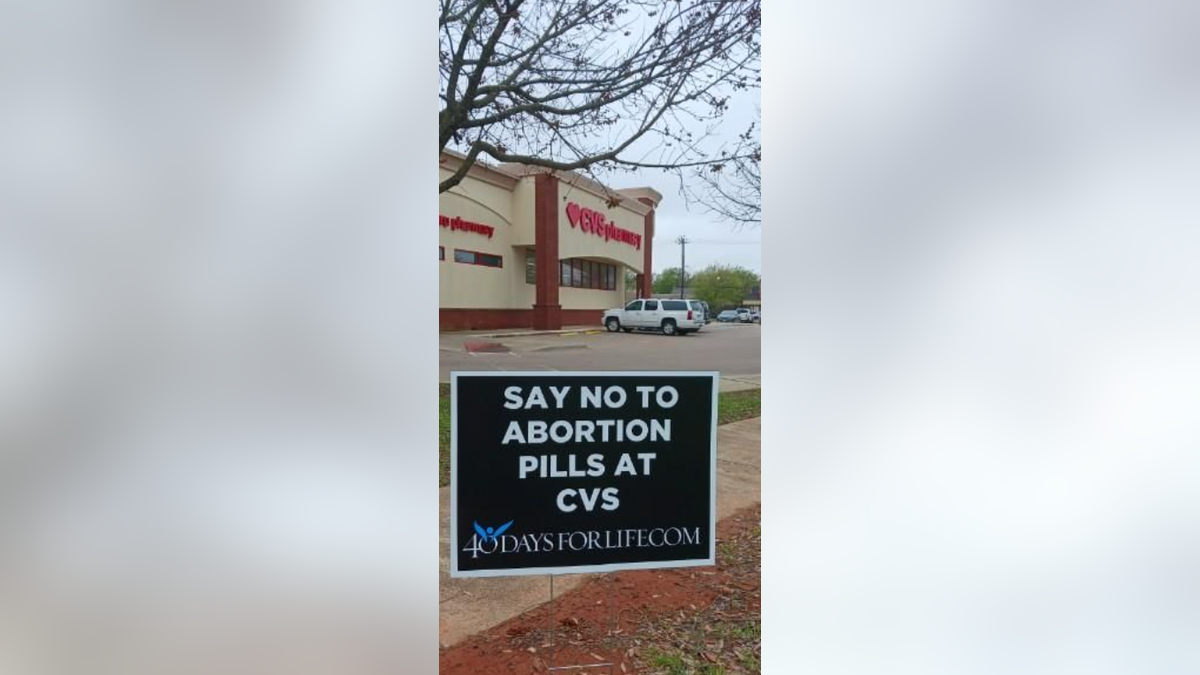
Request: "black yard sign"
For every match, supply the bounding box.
[450,371,718,577]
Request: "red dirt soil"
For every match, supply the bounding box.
[440,505,761,674]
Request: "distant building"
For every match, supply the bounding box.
[744,284,761,311]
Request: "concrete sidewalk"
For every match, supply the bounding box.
[719,374,761,392]
[438,416,761,648]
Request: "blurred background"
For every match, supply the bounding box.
[770,1,1200,673]
[0,1,432,673]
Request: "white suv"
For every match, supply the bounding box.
[603,299,705,336]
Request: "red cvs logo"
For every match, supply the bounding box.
[564,202,642,250]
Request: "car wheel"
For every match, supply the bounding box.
[661,320,677,336]
[606,318,620,332]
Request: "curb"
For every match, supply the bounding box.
[528,343,590,352]
[473,328,602,339]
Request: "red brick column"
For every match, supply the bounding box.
[638,198,656,298]
[532,174,562,330]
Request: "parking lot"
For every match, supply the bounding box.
[439,321,760,381]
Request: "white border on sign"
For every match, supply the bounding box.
[449,370,721,578]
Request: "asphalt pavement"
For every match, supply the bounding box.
[439,322,760,381]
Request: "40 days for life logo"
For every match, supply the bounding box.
[462,520,704,559]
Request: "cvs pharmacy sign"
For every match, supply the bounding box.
[565,202,642,250]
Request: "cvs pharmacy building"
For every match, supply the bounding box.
[440,151,660,330]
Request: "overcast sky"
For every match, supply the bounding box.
[620,91,761,276]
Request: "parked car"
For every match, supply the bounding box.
[696,300,713,324]
[603,299,705,336]
[751,310,761,322]
[716,310,739,322]
[736,308,752,323]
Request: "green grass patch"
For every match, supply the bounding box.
[716,388,761,425]
[439,395,451,486]
[732,620,761,641]
[438,387,761,487]
[645,649,688,675]
[641,649,727,675]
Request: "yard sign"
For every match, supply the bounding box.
[450,371,718,577]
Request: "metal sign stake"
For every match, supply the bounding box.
[543,573,616,674]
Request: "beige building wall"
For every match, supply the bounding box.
[510,179,536,247]
[439,159,652,314]
[559,280,625,311]
[439,170,521,309]
[556,182,646,274]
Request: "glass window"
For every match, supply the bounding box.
[644,300,658,310]
[454,249,501,268]
[477,253,502,268]
[439,246,444,261]
[556,259,618,289]
[663,300,687,311]
[525,249,536,284]
[625,301,642,311]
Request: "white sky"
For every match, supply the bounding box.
[552,8,762,278]
[616,91,761,276]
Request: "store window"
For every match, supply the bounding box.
[454,249,502,268]
[559,258,618,290]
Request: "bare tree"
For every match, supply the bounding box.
[685,113,760,226]
[439,0,760,194]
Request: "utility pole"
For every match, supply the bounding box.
[676,235,688,299]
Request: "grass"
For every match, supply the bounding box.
[723,620,760,642]
[439,394,451,486]
[646,649,688,675]
[631,507,761,674]
[644,649,730,675]
[716,388,760,425]
[438,387,761,487]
